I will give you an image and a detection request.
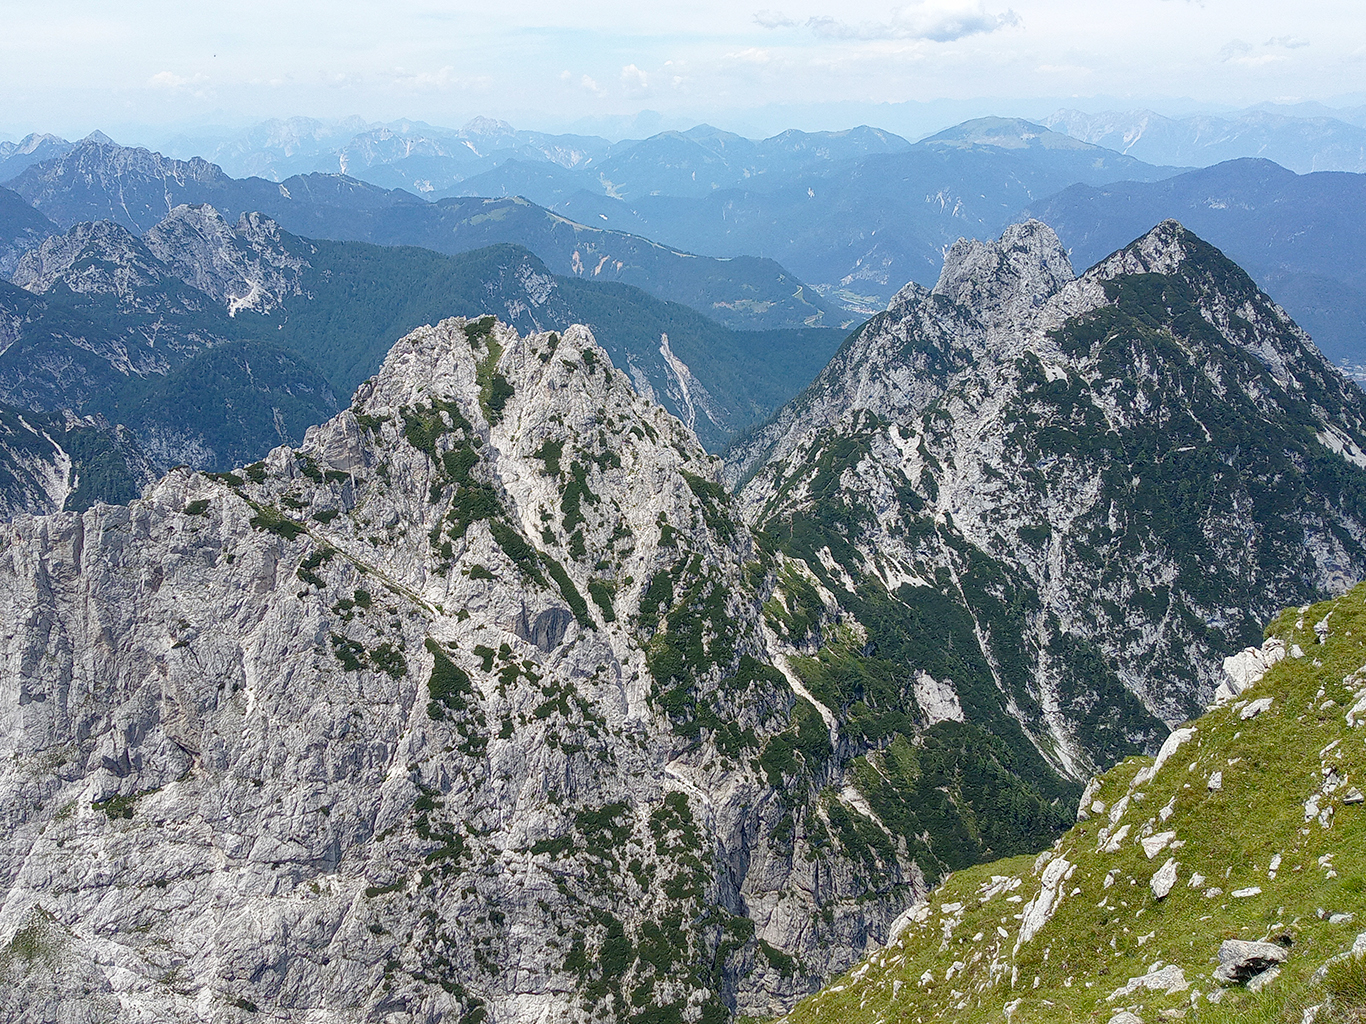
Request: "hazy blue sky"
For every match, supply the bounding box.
[2,0,1363,141]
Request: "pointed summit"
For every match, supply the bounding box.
[730,217,1366,791]
[1092,217,1198,278]
[932,219,1075,325]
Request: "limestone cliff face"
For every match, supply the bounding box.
[730,220,1366,790]
[12,219,209,314]
[144,204,310,316]
[0,317,922,1021]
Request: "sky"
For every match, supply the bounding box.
[1,0,1363,142]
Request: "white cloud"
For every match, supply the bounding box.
[754,9,797,28]
[804,2,1021,43]
[621,64,650,94]
[724,47,774,64]
[5,0,1363,140]
[320,71,363,89]
[1036,63,1092,76]
[1221,36,1300,67]
[147,70,207,90]
[389,66,462,91]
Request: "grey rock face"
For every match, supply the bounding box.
[7,139,234,233]
[12,220,191,308]
[0,317,921,1021]
[144,204,310,315]
[1213,939,1289,985]
[932,220,1078,328]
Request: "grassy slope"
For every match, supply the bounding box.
[781,583,1366,1024]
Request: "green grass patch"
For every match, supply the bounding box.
[249,506,307,541]
[782,582,1366,1024]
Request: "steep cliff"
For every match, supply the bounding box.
[0,317,922,1021]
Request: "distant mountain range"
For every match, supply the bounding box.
[1030,158,1366,379]
[1,119,1186,320]
[0,402,153,517]
[0,131,78,181]
[497,117,1183,310]
[2,139,834,331]
[14,118,1183,318]
[7,116,1366,386]
[1,204,848,467]
[153,104,1366,188]
[164,116,914,197]
[0,184,55,276]
[1045,105,1366,174]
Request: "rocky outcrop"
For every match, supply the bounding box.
[1213,939,1288,986]
[1149,857,1178,899]
[1218,637,1287,703]
[0,317,923,1021]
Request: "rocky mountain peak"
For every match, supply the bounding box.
[463,115,518,141]
[0,314,932,1021]
[6,139,232,232]
[1083,218,1366,415]
[1092,217,1198,279]
[931,218,1075,327]
[886,278,930,311]
[730,217,1366,797]
[50,137,223,184]
[11,219,173,299]
[144,203,310,315]
[1,132,69,157]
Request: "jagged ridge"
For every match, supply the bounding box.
[730,219,1366,807]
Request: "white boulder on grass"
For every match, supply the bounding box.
[1151,858,1178,899]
